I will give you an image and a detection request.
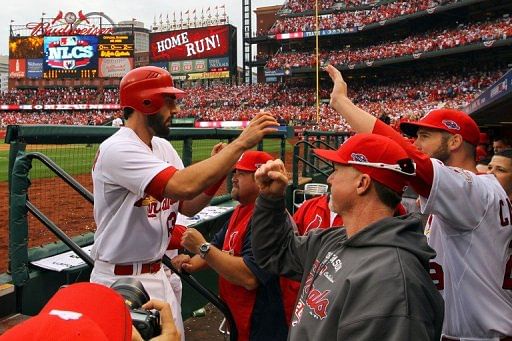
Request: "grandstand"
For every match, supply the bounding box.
[1,1,512,339]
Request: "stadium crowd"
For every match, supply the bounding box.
[0,87,118,105]
[177,66,503,132]
[0,66,503,132]
[267,0,462,35]
[0,110,117,128]
[266,16,512,69]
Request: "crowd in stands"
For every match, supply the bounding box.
[267,0,461,35]
[0,67,504,132]
[176,67,504,132]
[0,110,117,128]
[282,0,340,13]
[0,88,118,105]
[266,17,512,69]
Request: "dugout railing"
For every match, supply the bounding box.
[2,124,292,322]
[288,130,350,211]
[9,150,239,340]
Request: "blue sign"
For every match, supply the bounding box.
[208,57,229,71]
[150,61,169,71]
[264,69,285,77]
[26,59,43,79]
[43,36,98,78]
[466,68,512,114]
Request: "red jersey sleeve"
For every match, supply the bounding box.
[167,224,186,250]
[145,166,178,201]
[372,120,434,197]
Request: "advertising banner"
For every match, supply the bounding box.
[9,59,26,78]
[150,25,230,62]
[208,57,229,72]
[169,59,208,74]
[187,71,230,80]
[26,59,44,79]
[150,61,169,71]
[43,35,98,78]
[98,58,133,77]
[98,35,134,58]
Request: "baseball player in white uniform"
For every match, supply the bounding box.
[90,66,279,340]
[324,65,512,340]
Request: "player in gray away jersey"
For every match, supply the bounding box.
[324,64,512,340]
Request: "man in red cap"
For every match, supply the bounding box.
[90,66,279,339]
[177,150,288,341]
[251,134,444,340]
[0,282,179,341]
[324,64,512,340]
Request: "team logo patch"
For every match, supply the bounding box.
[351,153,368,163]
[442,120,460,130]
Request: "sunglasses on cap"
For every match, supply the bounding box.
[347,158,416,176]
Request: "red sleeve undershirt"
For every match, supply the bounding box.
[372,120,434,198]
[145,166,178,202]
[167,224,186,250]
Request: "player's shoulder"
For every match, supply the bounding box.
[100,128,143,152]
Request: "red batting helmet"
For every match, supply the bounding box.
[119,66,186,115]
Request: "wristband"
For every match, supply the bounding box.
[203,177,226,196]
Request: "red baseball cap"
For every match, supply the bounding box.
[235,151,274,172]
[1,282,132,341]
[314,134,414,193]
[400,108,480,146]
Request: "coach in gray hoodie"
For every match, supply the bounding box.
[251,133,443,340]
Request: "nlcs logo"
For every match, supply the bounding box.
[46,36,94,70]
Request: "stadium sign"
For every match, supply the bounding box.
[150,25,230,61]
[25,10,114,36]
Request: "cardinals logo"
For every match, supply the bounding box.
[227,231,239,256]
[305,214,323,234]
[134,195,158,207]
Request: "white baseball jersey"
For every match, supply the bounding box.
[91,127,183,263]
[422,159,512,339]
[90,127,185,340]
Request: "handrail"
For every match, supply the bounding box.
[162,256,238,341]
[292,140,334,187]
[26,152,94,203]
[10,151,238,340]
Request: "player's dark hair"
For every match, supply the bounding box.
[374,181,402,209]
[496,149,512,159]
[123,107,134,120]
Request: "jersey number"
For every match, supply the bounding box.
[429,261,444,290]
[167,212,177,238]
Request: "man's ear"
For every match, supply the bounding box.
[449,134,464,151]
[356,174,372,195]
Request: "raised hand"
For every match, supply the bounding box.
[210,142,227,157]
[254,159,288,198]
[236,112,279,149]
[324,64,348,109]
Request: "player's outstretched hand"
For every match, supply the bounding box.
[255,159,288,198]
[181,228,206,255]
[236,112,279,149]
[210,142,227,157]
[324,64,348,109]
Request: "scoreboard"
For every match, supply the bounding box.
[9,34,134,79]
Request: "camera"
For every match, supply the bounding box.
[111,278,161,340]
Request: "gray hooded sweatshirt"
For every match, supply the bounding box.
[251,195,444,341]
